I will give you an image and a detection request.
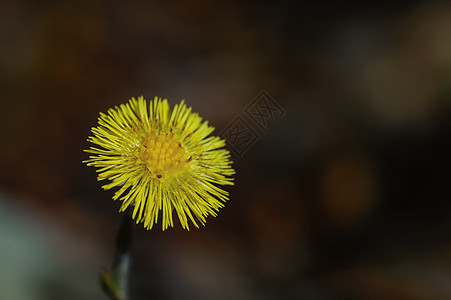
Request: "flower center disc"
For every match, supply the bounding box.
[138,132,190,179]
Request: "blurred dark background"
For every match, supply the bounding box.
[1,1,451,299]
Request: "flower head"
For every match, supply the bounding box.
[84,96,235,230]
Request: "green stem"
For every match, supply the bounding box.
[100,209,134,300]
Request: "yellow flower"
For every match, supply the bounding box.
[84,96,235,230]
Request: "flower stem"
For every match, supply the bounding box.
[100,209,134,300]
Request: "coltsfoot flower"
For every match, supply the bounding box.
[84,96,235,230]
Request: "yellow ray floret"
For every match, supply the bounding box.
[84,96,235,230]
